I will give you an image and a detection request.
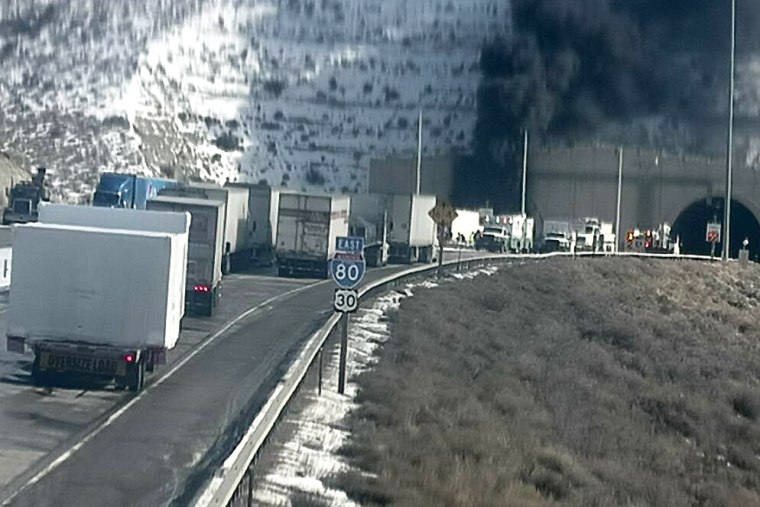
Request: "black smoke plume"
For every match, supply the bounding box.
[459,0,760,212]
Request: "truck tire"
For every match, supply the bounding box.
[31,357,50,387]
[127,361,145,392]
[222,254,231,275]
[202,292,215,317]
[420,246,432,263]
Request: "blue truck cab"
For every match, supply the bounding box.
[93,173,179,209]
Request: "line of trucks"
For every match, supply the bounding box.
[4,173,440,391]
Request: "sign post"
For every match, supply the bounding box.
[330,236,366,394]
[428,201,459,278]
[706,221,721,259]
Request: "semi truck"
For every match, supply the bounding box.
[387,194,437,263]
[2,167,49,225]
[226,182,282,266]
[147,196,225,316]
[160,183,251,274]
[475,224,510,253]
[93,173,178,209]
[348,194,389,267]
[7,205,190,392]
[276,193,350,277]
[540,220,573,252]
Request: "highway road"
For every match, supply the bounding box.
[0,250,478,507]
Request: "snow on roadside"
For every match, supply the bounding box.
[253,267,499,506]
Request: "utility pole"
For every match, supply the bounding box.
[415,110,422,195]
[521,130,528,216]
[615,146,623,253]
[722,0,736,262]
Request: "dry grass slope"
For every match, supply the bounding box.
[337,258,760,507]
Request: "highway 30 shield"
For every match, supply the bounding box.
[334,288,359,313]
[330,255,366,289]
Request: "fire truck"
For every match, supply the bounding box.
[624,223,675,253]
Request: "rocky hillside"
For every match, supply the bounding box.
[0,0,509,202]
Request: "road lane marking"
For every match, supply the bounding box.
[1,277,331,505]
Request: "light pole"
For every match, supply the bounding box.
[722,0,736,261]
[415,110,422,195]
[521,130,528,216]
[615,146,623,253]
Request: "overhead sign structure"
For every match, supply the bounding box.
[428,201,458,227]
[706,222,721,243]
[334,288,359,313]
[331,236,366,291]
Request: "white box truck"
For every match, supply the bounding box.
[226,183,282,266]
[387,194,437,263]
[276,193,350,277]
[7,223,188,391]
[147,196,225,317]
[161,183,251,274]
[349,193,389,267]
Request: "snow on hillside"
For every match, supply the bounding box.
[0,0,510,202]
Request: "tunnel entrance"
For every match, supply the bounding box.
[672,199,760,258]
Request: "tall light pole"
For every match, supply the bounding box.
[415,110,422,195]
[722,0,736,261]
[521,130,528,216]
[615,146,623,253]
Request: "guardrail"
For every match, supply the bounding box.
[195,251,720,506]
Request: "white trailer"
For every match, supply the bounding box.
[276,193,350,277]
[387,194,437,263]
[161,183,251,273]
[39,202,190,235]
[7,223,188,391]
[147,196,225,317]
[349,193,389,267]
[226,183,283,266]
[504,214,535,253]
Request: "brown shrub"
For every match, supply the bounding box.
[337,258,760,506]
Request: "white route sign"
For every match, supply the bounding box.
[333,288,359,313]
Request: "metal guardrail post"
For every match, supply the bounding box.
[317,347,323,396]
[337,314,349,395]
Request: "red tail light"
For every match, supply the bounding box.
[124,353,135,364]
[193,284,210,293]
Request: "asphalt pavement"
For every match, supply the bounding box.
[0,251,479,506]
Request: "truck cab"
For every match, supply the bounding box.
[2,167,49,225]
[93,173,178,209]
[541,221,572,252]
[476,225,510,253]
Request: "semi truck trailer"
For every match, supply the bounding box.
[226,182,282,266]
[7,207,190,392]
[160,183,251,273]
[348,193,389,267]
[276,193,350,277]
[148,196,225,316]
[387,194,437,263]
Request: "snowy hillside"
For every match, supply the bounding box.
[0,0,510,202]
